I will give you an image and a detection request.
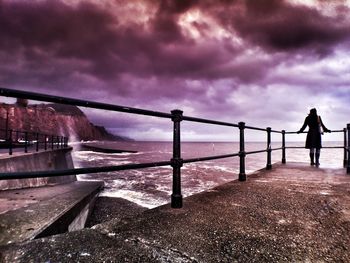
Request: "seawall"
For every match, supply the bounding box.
[0,148,76,190]
[0,148,104,247]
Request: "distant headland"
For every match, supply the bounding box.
[0,99,130,142]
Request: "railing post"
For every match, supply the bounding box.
[347,124,350,174]
[344,128,347,168]
[282,130,286,164]
[36,133,39,152]
[238,122,246,181]
[24,132,28,153]
[44,135,47,150]
[9,129,13,155]
[51,135,54,150]
[266,127,272,170]
[57,136,60,149]
[171,109,183,208]
[5,111,9,140]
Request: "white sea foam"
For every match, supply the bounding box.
[77,176,102,181]
[100,189,166,209]
[111,152,143,156]
[155,184,172,195]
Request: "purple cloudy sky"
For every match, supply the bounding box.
[0,0,349,141]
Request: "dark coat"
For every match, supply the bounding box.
[299,115,329,149]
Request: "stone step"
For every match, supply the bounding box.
[0,180,103,246]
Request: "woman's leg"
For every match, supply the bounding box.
[315,148,321,166]
[309,148,315,165]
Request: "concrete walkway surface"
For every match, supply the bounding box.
[0,181,103,246]
[1,162,350,262]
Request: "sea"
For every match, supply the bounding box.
[71,141,344,209]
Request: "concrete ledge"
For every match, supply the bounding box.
[0,181,103,246]
[0,148,76,190]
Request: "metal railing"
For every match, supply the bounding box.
[0,128,69,155]
[285,129,348,168]
[0,87,349,208]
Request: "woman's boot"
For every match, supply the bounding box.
[315,153,320,166]
[309,153,315,165]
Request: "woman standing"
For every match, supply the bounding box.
[297,108,331,166]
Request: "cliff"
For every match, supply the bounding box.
[0,103,127,141]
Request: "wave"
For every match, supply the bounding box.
[100,189,167,209]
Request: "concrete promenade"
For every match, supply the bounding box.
[1,162,350,262]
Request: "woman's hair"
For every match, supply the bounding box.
[309,108,318,124]
[309,108,317,116]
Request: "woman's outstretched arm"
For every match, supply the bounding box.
[297,117,308,133]
[319,116,331,133]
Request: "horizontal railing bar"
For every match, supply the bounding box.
[285,131,305,134]
[244,126,282,133]
[244,147,285,156]
[323,146,345,149]
[246,149,267,155]
[286,130,343,134]
[271,130,282,134]
[244,147,284,155]
[271,147,283,151]
[0,87,172,119]
[286,146,344,149]
[290,146,342,148]
[0,160,172,180]
[182,115,238,127]
[183,153,240,163]
[0,128,63,138]
[245,125,267,132]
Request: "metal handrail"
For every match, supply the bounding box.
[286,146,344,148]
[0,127,69,155]
[183,153,240,164]
[182,115,238,128]
[0,87,349,208]
[0,160,173,180]
[0,87,172,119]
[245,149,268,155]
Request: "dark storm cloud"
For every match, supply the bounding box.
[0,1,115,52]
[0,0,349,140]
[226,0,350,54]
[2,0,349,93]
[1,0,350,82]
[0,0,259,89]
[0,0,119,94]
